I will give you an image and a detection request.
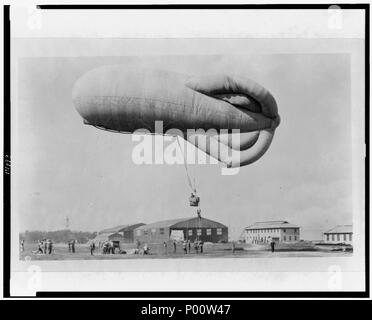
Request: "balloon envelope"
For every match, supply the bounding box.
[72,64,280,167]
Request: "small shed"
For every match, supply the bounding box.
[98,223,145,243]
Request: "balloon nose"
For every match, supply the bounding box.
[72,74,95,123]
[72,78,84,117]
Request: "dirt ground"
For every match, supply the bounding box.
[19,242,352,261]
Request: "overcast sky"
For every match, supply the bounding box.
[14,48,352,240]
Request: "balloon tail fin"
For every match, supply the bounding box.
[186,129,275,168]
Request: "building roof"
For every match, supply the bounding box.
[120,223,146,231]
[324,225,353,234]
[136,218,190,230]
[94,232,123,242]
[172,217,227,229]
[99,223,145,234]
[245,220,299,230]
[136,217,227,230]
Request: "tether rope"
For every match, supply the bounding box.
[176,136,196,192]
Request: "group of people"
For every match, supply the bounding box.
[32,239,53,254]
[135,240,150,255]
[68,239,76,253]
[95,240,129,255]
[166,239,204,254]
[100,240,116,254]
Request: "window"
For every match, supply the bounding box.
[343,234,347,241]
[289,236,291,241]
[294,236,297,241]
[283,236,286,241]
[206,229,212,235]
[197,229,202,236]
[160,228,165,235]
[188,230,193,236]
[217,228,222,235]
[143,229,148,235]
[326,234,329,241]
[283,229,286,233]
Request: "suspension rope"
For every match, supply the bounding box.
[177,136,196,192]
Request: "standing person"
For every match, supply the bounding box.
[163,241,167,255]
[199,240,204,254]
[232,241,235,254]
[109,240,114,254]
[194,241,199,254]
[37,240,43,254]
[68,241,71,253]
[187,240,191,253]
[270,240,276,253]
[173,240,177,253]
[183,241,187,254]
[90,241,95,256]
[103,241,108,254]
[143,243,149,255]
[43,239,47,254]
[20,239,25,252]
[71,240,76,253]
[48,239,53,254]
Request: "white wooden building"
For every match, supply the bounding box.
[323,225,353,244]
[244,221,300,244]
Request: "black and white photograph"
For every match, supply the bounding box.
[2,4,369,298]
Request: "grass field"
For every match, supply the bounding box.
[19,241,352,261]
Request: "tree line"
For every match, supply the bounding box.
[20,229,97,244]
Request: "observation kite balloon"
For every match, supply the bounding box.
[72,65,280,168]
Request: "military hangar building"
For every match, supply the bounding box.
[98,223,145,243]
[134,217,228,243]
